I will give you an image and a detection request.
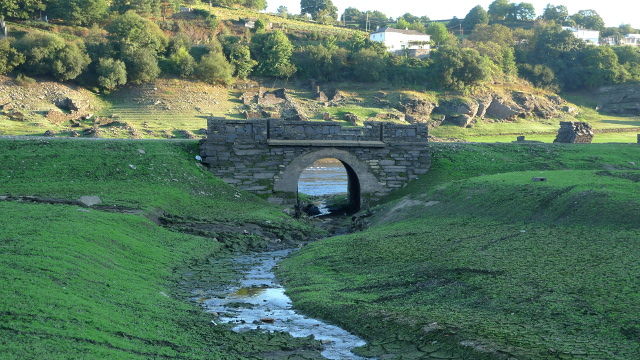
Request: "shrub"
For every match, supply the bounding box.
[251,30,296,78]
[122,48,160,84]
[227,43,256,79]
[14,32,90,81]
[195,52,233,85]
[0,38,25,75]
[168,47,196,78]
[96,57,127,91]
[15,73,36,86]
[107,11,167,55]
[518,63,557,90]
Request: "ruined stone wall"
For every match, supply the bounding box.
[200,119,430,206]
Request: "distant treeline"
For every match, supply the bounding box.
[1,0,639,93]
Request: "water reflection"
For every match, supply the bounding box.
[298,158,348,197]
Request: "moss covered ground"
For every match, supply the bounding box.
[0,139,324,359]
[279,143,640,359]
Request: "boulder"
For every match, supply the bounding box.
[435,97,479,127]
[6,110,27,121]
[344,112,359,125]
[485,95,521,120]
[327,89,346,103]
[54,97,81,112]
[553,121,594,143]
[597,84,640,115]
[281,101,307,121]
[322,112,333,121]
[78,196,102,207]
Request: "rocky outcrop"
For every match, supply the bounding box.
[553,121,594,143]
[597,84,640,115]
[396,90,569,128]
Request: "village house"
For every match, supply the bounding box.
[562,26,600,45]
[369,27,431,58]
[620,34,640,46]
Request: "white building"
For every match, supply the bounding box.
[370,27,431,55]
[620,34,640,46]
[562,27,600,46]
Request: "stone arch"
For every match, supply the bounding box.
[273,148,383,211]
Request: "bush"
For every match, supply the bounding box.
[251,30,296,78]
[168,47,196,78]
[107,11,167,55]
[518,63,557,90]
[351,48,387,82]
[14,73,36,86]
[227,43,256,79]
[46,0,109,26]
[195,52,234,85]
[14,32,90,81]
[430,46,491,91]
[122,48,160,84]
[96,57,127,91]
[0,38,25,75]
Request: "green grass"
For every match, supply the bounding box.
[279,143,640,359]
[0,139,322,358]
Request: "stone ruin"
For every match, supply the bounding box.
[553,121,594,143]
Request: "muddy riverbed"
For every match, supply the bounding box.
[200,249,369,360]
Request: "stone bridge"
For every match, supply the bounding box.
[200,119,430,210]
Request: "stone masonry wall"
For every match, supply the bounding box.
[200,119,430,206]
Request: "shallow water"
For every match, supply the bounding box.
[298,161,348,197]
[202,250,369,360]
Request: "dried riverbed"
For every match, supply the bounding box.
[199,249,370,360]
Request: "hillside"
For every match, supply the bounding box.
[279,143,640,359]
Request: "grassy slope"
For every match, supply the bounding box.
[279,143,640,359]
[0,139,321,359]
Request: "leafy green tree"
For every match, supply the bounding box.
[426,22,455,47]
[227,43,256,79]
[0,0,45,19]
[121,47,160,84]
[541,4,568,24]
[15,32,90,81]
[469,24,513,47]
[488,0,511,21]
[277,5,288,17]
[0,38,25,75]
[168,47,196,77]
[506,3,536,21]
[341,7,362,24]
[106,11,168,55]
[46,0,108,26]
[613,46,640,80]
[195,52,233,84]
[570,10,605,31]
[430,46,491,90]
[351,48,386,82]
[300,0,337,21]
[462,5,489,32]
[111,0,161,15]
[470,41,517,76]
[95,57,127,91]
[518,63,557,89]
[576,46,627,89]
[251,30,296,78]
[293,44,348,81]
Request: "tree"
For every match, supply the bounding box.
[462,5,489,32]
[46,0,108,26]
[426,22,455,47]
[0,38,25,75]
[570,10,605,31]
[342,7,362,24]
[518,64,556,89]
[541,4,568,24]
[121,48,160,84]
[0,0,45,19]
[277,5,289,18]
[251,30,296,78]
[107,11,168,55]
[351,48,386,82]
[227,43,256,79]
[95,57,127,91]
[14,32,90,81]
[300,0,337,22]
[168,47,196,77]
[488,0,511,21]
[429,46,491,90]
[111,0,161,16]
[469,24,514,47]
[506,3,536,22]
[195,52,234,84]
[576,46,627,89]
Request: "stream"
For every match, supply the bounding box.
[201,249,369,360]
